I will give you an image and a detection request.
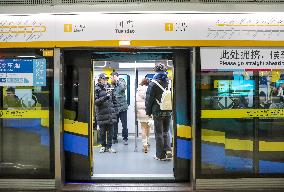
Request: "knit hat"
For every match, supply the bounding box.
[98,73,109,79]
[154,63,167,72]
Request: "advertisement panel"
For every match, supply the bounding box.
[201,47,284,70]
[0,58,46,86]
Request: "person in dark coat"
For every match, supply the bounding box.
[95,73,117,153]
[111,71,129,145]
[145,63,172,161]
[3,87,23,109]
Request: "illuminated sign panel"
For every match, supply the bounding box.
[0,58,46,86]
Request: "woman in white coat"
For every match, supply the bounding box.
[136,77,151,153]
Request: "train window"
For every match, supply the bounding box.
[198,48,284,176]
[0,49,54,179]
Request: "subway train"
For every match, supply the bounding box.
[0,9,283,191]
[63,50,191,181]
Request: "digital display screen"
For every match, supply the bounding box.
[218,80,254,96]
[276,80,284,88]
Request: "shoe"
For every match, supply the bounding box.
[113,140,118,144]
[99,147,105,153]
[142,145,148,153]
[154,156,167,161]
[166,151,173,159]
[123,139,128,145]
[107,148,117,153]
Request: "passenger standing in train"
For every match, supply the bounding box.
[145,63,172,161]
[111,72,129,145]
[95,73,117,153]
[136,77,151,153]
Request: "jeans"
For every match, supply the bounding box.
[99,124,114,149]
[113,110,128,141]
[153,115,171,159]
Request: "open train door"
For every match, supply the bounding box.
[61,49,192,182]
[62,50,94,180]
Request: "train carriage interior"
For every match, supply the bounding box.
[93,53,173,179]
[63,49,180,180]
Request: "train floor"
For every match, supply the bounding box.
[92,137,174,179]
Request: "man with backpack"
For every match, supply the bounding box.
[145,63,172,161]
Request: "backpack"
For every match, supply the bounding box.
[152,80,172,111]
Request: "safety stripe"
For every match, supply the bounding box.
[3,40,284,48]
[202,129,225,144]
[201,109,284,118]
[203,143,284,173]
[260,141,284,152]
[0,110,49,118]
[226,138,253,151]
[63,133,88,156]
[202,143,253,170]
[177,138,191,159]
[64,119,88,136]
[202,129,284,152]
[259,160,284,173]
[177,124,191,139]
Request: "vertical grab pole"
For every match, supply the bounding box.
[134,66,138,152]
[191,47,197,191]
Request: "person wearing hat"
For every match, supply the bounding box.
[145,63,172,161]
[95,73,117,153]
[110,71,129,145]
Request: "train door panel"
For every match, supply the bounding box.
[63,51,93,180]
[173,50,192,181]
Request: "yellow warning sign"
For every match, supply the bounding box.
[165,23,174,32]
[43,50,54,57]
[64,24,72,32]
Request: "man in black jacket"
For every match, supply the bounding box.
[111,72,129,145]
[95,73,117,153]
[145,63,172,161]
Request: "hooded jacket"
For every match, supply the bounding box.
[145,72,172,116]
[112,78,128,112]
[95,83,117,125]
